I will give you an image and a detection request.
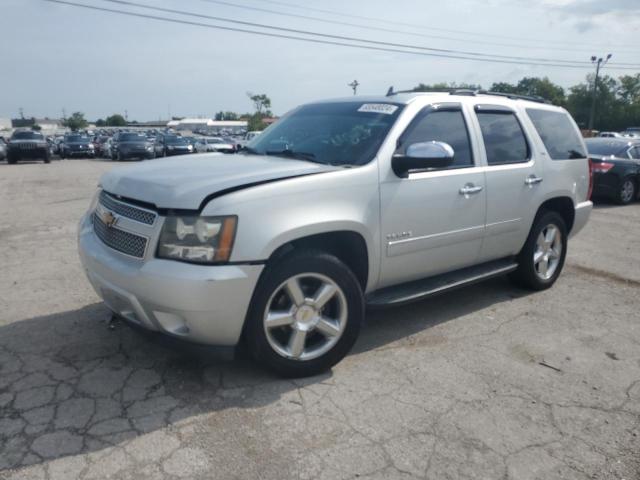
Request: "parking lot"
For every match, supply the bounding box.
[1,158,639,479]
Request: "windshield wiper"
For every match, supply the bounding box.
[265,149,317,162]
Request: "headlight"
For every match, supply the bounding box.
[157,215,237,264]
[188,145,193,151]
[146,145,153,151]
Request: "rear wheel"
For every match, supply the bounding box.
[509,211,567,291]
[245,249,364,377]
[617,177,636,205]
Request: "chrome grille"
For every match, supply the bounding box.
[92,213,147,258]
[99,191,156,225]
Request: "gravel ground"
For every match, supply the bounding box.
[1,158,639,480]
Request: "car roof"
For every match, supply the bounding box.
[585,137,639,147]
[311,91,567,112]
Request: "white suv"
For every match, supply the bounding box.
[78,90,592,377]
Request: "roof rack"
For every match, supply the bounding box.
[385,86,550,104]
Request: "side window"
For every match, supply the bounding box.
[398,109,473,168]
[526,109,587,160]
[628,147,640,159]
[476,111,529,165]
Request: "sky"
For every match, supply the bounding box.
[1,0,639,121]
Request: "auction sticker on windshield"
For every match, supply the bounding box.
[357,104,399,115]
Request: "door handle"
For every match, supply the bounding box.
[459,184,483,195]
[525,175,543,186]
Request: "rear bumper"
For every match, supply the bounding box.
[570,200,592,238]
[78,214,263,346]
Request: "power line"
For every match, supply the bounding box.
[43,0,640,70]
[86,0,640,68]
[191,0,639,55]
[245,0,639,51]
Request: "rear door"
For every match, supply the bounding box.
[472,104,546,261]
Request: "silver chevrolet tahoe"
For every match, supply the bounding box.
[78,91,592,377]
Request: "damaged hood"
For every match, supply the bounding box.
[99,153,338,210]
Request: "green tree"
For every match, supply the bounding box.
[412,81,481,92]
[567,74,621,130]
[63,112,88,130]
[247,92,272,115]
[215,111,240,121]
[105,114,126,127]
[95,118,106,127]
[491,77,565,105]
[31,124,42,131]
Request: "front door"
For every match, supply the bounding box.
[378,104,486,289]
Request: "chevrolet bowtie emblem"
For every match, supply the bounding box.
[101,210,118,228]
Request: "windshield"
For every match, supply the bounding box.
[119,133,147,142]
[165,136,187,145]
[12,131,44,140]
[66,135,89,143]
[246,102,404,165]
[585,140,628,157]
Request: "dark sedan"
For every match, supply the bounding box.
[111,132,155,161]
[7,130,51,164]
[60,134,95,158]
[155,135,194,157]
[585,138,640,205]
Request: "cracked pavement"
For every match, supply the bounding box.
[1,159,639,480]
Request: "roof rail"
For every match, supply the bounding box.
[476,90,550,104]
[385,86,551,104]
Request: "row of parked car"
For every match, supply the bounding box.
[1,126,638,205]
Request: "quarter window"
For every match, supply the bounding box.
[397,109,473,168]
[526,109,587,160]
[476,111,529,165]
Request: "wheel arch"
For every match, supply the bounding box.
[264,230,370,292]
[535,196,575,233]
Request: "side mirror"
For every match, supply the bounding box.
[392,141,455,178]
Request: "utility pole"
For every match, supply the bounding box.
[348,80,360,95]
[588,53,612,131]
[124,109,129,122]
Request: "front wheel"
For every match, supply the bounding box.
[509,211,567,290]
[244,249,364,377]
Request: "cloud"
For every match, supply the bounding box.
[557,0,640,15]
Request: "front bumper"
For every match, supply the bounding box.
[570,200,592,238]
[78,213,263,346]
[119,150,155,160]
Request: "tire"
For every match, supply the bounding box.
[616,177,636,205]
[43,151,51,164]
[117,152,124,162]
[509,211,568,291]
[244,249,364,377]
[7,154,17,164]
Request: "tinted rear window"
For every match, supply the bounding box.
[477,112,529,165]
[526,109,586,160]
[584,139,628,157]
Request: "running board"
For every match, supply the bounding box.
[366,258,518,307]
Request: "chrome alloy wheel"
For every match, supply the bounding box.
[533,224,563,280]
[621,179,635,204]
[263,273,348,361]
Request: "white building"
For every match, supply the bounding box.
[166,118,247,133]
